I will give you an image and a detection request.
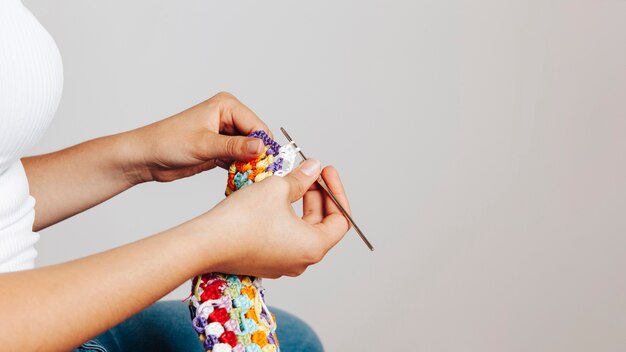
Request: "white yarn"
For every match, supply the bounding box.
[273,142,300,177]
[205,322,225,337]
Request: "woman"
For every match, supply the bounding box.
[0,1,351,351]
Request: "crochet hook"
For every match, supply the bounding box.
[279,127,375,251]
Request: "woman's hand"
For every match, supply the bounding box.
[2,159,352,351]
[185,159,352,279]
[123,91,271,184]
[24,91,274,230]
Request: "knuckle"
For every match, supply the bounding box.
[332,189,346,198]
[207,92,237,111]
[224,137,240,156]
[286,266,306,277]
[214,91,235,100]
[288,174,307,197]
[304,244,325,265]
[312,248,325,264]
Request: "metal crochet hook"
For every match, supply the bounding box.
[280,127,375,251]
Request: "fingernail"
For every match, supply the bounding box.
[247,139,262,154]
[301,159,321,176]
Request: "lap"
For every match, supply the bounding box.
[75,300,323,352]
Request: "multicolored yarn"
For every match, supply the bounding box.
[225,130,298,196]
[189,130,299,352]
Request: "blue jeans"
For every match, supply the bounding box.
[75,301,323,352]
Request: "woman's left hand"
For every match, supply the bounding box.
[123,91,271,184]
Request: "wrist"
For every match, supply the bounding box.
[114,128,155,186]
[177,209,235,276]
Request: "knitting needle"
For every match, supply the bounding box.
[280,127,375,251]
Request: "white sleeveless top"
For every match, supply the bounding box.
[0,0,63,272]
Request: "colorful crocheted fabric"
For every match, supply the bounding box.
[189,130,298,352]
[225,130,298,196]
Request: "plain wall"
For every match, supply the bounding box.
[23,0,626,351]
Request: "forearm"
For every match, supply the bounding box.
[22,132,143,231]
[21,93,274,231]
[0,220,209,351]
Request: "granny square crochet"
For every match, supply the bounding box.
[188,130,298,352]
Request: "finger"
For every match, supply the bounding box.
[315,213,351,252]
[282,159,321,203]
[193,160,218,174]
[155,160,217,182]
[215,92,273,138]
[215,158,231,170]
[315,166,352,250]
[321,166,352,218]
[302,182,325,224]
[202,134,264,162]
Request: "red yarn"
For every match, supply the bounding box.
[209,308,230,324]
[219,331,237,347]
[200,285,221,301]
[200,278,226,289]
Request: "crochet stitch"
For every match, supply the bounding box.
[189,130,299,352]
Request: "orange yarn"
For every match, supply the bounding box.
[248,168,262,181]
[240,286,256,300]
[245,307,259,324]
[227,173,235,190]
[251,331,269,348]
[226,145,279,196]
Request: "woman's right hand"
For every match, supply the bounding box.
[184,159,352,279]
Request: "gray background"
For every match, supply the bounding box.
[24,0,626,351]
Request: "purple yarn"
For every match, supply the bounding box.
[259,310,268,322]
[204,334,219,349]
[216,295,233,310]
[267,145,280,156]
[267,332,276,345]
[267,157,283,173]
[192,316,208,333]
[248,130,281,156]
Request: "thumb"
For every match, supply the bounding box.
[283,159,321,202]
[205,134,264,161]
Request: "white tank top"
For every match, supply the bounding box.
[0,0,63,272]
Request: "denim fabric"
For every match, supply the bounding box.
[75,301,323,352]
